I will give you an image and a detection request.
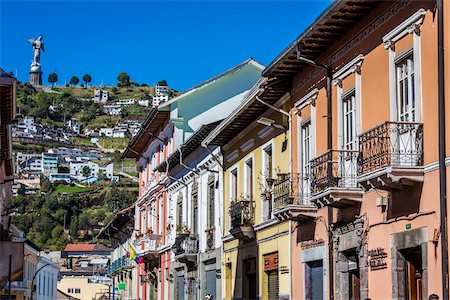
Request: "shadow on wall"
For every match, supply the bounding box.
[233,241,259,300]
[296,220,316,244]
[388,183,423,219]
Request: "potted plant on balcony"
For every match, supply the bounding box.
[146,228,154,236]
[176,225,190,237]
[135,232,143,239]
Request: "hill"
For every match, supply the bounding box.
[8,82,176,250]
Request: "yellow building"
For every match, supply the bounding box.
[203,82,303,300]
[58,277,109,300]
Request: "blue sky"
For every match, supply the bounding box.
[1,1,330,91]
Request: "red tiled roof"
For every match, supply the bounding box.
[64,244,96,252]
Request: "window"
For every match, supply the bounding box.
[301,122,312,201]
[231,168,238,201]
[263,146,273,187]
[342,91,357,150]
[192,191,198,235]
[301,123,311,175]
[396,54,415,122]
[177,193,183,227]
[159,199,164,234]
[245,159,253,202]
[68,288,74,293]
[263,145,273,220]
[208,179,215,228]
[75,288,81,294]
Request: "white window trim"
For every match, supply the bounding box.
[261,139,275,188]
[243,154,255,200]
[333,54,364,150]
[229,165,238,202]
[261,139,275,221]
[383,9,425,123]
[295,91,317,174]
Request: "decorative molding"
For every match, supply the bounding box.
[382,8,426,48]
[294,88,319,110]
[333,54,364,81]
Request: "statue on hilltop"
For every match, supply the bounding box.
[27,35,45,86]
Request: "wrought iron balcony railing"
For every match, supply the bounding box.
[358,121,423,174]
[310,150,359,195]
[229,199,254,228]
[173,234,199,256]
[273,173,312,209]
[135,234,162,254]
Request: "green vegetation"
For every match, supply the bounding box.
[8,182,137,250]
[117,72,131,87]
[99,138,129,149]
[53,185,95,195]
[48,72,58,87]
[82,74,92,87]
[70,137,94,147]
[70,76,80,86]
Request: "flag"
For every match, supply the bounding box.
[129,245,136,262]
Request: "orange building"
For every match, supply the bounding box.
[258,0,449,299]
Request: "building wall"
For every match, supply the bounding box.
[288,2,443,299]
[58,277,110,300]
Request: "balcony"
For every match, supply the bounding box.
[172,234,198,264]
[110,255,132,275]
[134,234,162,261]
[358,121,424,191]
[310,150,363,208]
[273,173,317,221]
[229,199,255,240]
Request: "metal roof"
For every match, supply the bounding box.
[158,58,264,111]
[154,121,221,173]
[122,109,169,159]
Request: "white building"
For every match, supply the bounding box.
[36,256,60,300]
[138,99,150,107]
[66,118,81,135]
[103,105,122,115]
[152,94,169,107]
[70,160,113,182]
[16,116,37,133]
[41,153,59,177]
[48,173,71,183]
[99,128,113,137]
[94,89,109,102]
[48,147,102,159]
[112,127,127,138]
[116,99,135,106]
[12,178,40,196]
[155,84,169,96]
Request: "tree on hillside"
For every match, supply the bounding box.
[82,74,92,88]
[69,76,80,86]
[48,72,58,87]
[157,79,167,86]
[117,72,130,87]
[69,216,79,238]
[82,166,91,178]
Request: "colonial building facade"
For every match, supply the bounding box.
[122,0,450,299]
[124,59,263,300]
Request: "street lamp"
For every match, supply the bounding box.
[30,261,59,300]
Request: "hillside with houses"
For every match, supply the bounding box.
[7,81,176,250]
